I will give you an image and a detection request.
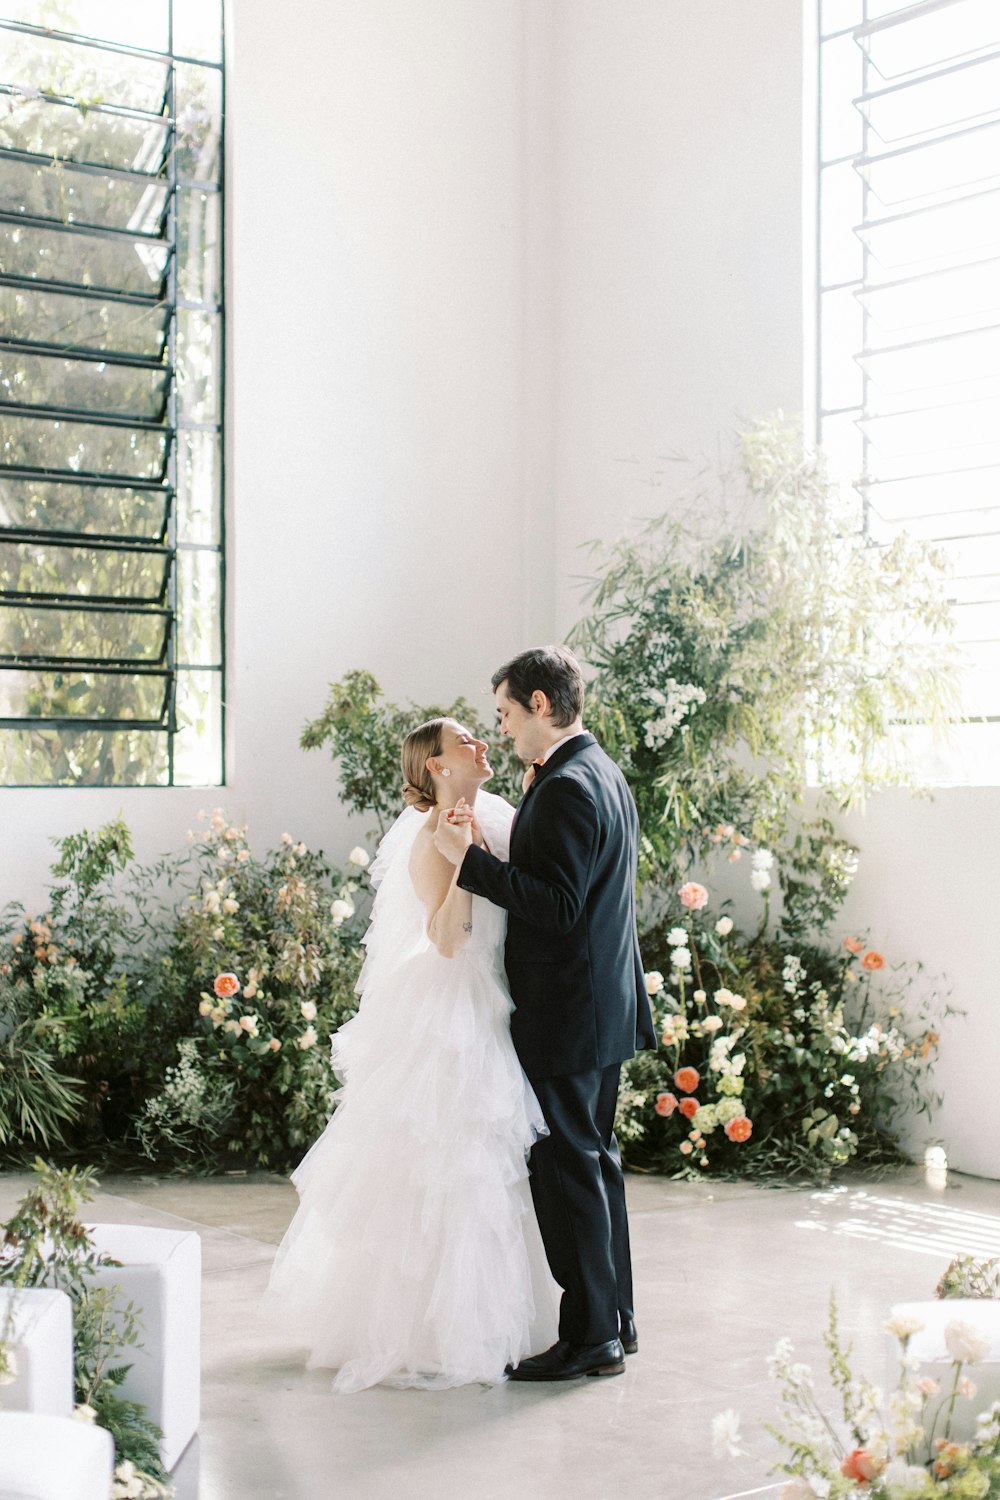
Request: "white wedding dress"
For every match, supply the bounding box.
[265,790,558,1392]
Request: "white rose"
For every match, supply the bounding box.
[715,988,734,1006]
[203,890,220,913]
[300,1001,317,1021]
[330,898,355,926]
[667,926,688,947]
[348,846,370,868]
[728,993,747,1010]
[882,1460,934,1498]
[958,1376,977,1399]
[223,1018,241,1035]
[751,848,774,872]
[670,947,691,971]
[111,1462,144,1500]
[711,1409,742,1459]
[222,897,239,914]
[945,1319,992,1365]
[750,869,771,892]
[644,970,664,996]
[238,1014,259,1038]
[236,848,251,863]
[884,1314,924,1341]
[715,916,734,936]
[702,1015,724,1033]
[297,1024,318,1051]
[692,988,707,1004]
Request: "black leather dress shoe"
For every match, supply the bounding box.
[620,1316,638,1355]
[507,1338,625,1381]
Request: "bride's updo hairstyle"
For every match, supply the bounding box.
[401,718,450,812]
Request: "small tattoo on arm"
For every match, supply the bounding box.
[462,922,473,933]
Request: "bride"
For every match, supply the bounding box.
[265,717,558,1391]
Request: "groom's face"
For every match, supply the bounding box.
[494,681,545,763]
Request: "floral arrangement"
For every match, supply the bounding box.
[134,811,369,1169]
[568,415,960,897]
[618,842,942,1182]
[0,814,371,1172]
[937,1261,1000,1304]
[714,1295,1000,1499]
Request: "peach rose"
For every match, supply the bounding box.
[679,882,709,910]
[213,972,241,998]
[843,937,863,955]
[674,1065,700,1094]
[724,1116,753,1143]
[840,1449,884,1482]
[678,1097,700,1119]
[861,950,885,971]
[654,1092,678,1117]
[678,1141,694,1155]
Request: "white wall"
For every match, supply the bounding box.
[548,0,807,623]
[3,0,996,1177]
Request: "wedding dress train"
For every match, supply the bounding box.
[265,791,558,1391]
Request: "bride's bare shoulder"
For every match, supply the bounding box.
[408,818,446,901]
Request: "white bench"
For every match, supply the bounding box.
[0,1288,73,1418]
[0,1411,114,1500]
[886,1298,1000,1445]
[88,1223,201,1472]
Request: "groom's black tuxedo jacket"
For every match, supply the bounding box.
[458,733,656,1079]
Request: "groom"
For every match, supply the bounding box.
[434,645,655,1381]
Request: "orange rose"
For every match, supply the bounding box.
[213,972,241,999]
[724,1116,753,1143]
[861,950,885,971]
[654,1092,678,1117]
[843,937,863,955]
[678,1097,700,1119]
[840,1448,884,1482]
[674,1066,700,1094]
[679,882,709,910]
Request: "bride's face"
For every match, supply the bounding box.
[434,722,493,784]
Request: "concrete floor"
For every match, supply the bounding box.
[2,1164,999,1500]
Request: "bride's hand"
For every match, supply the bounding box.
[444,798,484,847]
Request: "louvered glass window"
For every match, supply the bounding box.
[817,0,1000,783]
[0,1,224,786]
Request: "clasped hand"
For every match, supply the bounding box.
[433,798,480,865]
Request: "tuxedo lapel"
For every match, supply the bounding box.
[510,733,596,842]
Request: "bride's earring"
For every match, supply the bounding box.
[440,769,451,778]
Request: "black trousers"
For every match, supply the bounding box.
[527,1062,634,1347]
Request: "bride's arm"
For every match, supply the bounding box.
[410,825,475,958]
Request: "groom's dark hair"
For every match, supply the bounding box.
[491,646,585,728]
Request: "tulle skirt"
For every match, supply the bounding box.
[264,943,558,1392]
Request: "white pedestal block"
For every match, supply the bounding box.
[886,1298,1000,1445]
[88,1223,201,1472]
[0,1411,114,1500]
[0,1289,73,1417]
